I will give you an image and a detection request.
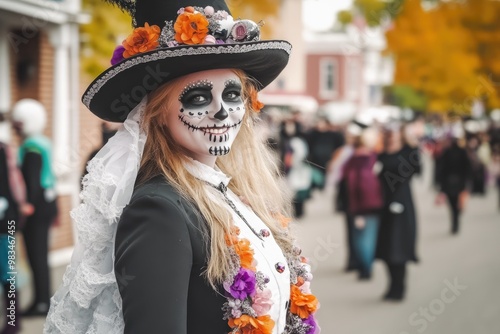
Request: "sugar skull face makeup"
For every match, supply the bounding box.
[166,69,245,165]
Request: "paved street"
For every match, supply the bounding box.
[294,154,500,334]
[9,154,500,334]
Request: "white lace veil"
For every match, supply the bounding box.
[44,97,148,333]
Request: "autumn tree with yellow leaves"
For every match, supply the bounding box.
[340,0,500,113]
[386,0,500,113]
[80,0,130,78]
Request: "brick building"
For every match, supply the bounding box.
[0,0,90,264]
[304,27,394,117]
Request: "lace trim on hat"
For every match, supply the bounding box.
[82,41,292,108]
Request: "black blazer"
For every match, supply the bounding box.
[114,175,229,334]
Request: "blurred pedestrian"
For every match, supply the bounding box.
[341,121,383,280]
[490,116,500,209]
[278,113,305,174]
[307,116,344,189]
[436,128,471,235]
[45,1,319,333]
[0,112,31,334]
[12,99,58,317]
[465,135,486,195]
[377,123,420,301]
[279,116,314,218]
[327,130,356,272]
[286,136,313,218]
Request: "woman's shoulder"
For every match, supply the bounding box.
[131,175,182,204]
[126,175,201,224]
[118,175,199,234]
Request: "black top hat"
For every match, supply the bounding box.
[84,0,292,122]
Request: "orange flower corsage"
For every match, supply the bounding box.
[228,314,275,334]
[174,9,209,45]
[225,226,256,270]
[290,285,319,319]
[122,23,161,58]
[234,238,256,271]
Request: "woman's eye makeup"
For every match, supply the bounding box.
[178,78,242,108]
[180,91,212,108]
[178,80,214,105]
[223,80,242,103]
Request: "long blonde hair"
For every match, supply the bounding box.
[138,70,294,286]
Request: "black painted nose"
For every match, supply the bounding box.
[213,105,228,121]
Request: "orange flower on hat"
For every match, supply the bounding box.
[228,314,275,334]
[174,11,209,45]
[234,238,255,270]
[122,23,161,58]
[290,285,318,319]
[248,86,265,112]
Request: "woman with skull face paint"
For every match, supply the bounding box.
[44,1,319,334]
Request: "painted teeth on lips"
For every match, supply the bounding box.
[202,127,229,134]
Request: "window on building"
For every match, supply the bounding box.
[319,58,339,99]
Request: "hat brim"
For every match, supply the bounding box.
[82,40,292,122]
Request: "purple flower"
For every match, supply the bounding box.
[224,268,256,300]
[110,45,125,65]
[216,39,225,44]
[304,315,319,334]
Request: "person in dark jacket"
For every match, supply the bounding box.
[465,135,486,195]
[12,99,58,317]
[377,124,420,301]
[45,1,320,333]
[0,113,31,334]
[437,134,472,234]
[307,117,344,189]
